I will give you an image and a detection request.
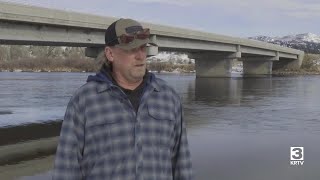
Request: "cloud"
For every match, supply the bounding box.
[6,0,320,18]
[128,0,320,18]
[127,0,195,6]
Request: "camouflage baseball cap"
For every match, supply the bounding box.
[105,18,157,50]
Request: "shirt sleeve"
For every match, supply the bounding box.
[172,102,194,180]
[52,97,85,180]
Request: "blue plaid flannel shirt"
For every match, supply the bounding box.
[53,72,193,180]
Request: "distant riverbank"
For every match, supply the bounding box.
[273,69,320,75]
[1,53,319,75]
[0,57,99,73]
[272,53,320,75]
[2,68,319,75]
[0,57,195,73]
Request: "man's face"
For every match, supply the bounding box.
[107,44,147,83]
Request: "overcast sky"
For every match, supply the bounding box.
[2,0,320,37]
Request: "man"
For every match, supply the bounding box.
[53,18,193,180]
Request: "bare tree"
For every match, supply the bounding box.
[0,45,9,62]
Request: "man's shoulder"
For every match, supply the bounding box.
[75,81,101,95]
[69,81,104,103]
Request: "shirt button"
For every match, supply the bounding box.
[137,165,142,172]
[137,141,142,149]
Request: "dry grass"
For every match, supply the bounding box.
[0,57,100,72]
[301,53,320,71]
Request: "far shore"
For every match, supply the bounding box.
[1,69,320,75]
[272,69,320,75]
[0,69,196,74]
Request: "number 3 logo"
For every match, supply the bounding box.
[292,147,303,160]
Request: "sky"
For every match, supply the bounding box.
[1,0,320,38]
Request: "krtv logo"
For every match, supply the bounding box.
[290,147,304,166]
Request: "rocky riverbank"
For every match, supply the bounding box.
[273,69,320,75]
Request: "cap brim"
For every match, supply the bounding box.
[146,42,158,47]
[116,38,157,50]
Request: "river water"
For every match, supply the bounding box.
[1,72,320,180]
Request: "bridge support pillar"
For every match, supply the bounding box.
[191,52,240,78]
[242,59,273,76]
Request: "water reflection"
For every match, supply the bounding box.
[195,77,274,106]
[195,78,242,105]
[241,77,272,93]
[240,77,273,106]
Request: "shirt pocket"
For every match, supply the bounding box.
[146,105,176,149]
[85,111,135,157]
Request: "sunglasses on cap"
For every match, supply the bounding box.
[108,28,150,45]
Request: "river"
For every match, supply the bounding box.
[1,72,320,180]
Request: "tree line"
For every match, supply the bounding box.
[1,45,318,73]
[0,45,99,72]
[0,45,195,73]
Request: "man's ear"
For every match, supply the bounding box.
[105,46,114,62]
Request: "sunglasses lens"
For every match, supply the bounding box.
[119,35,134,44]
[136,34,149,39]
[136,29,150,39]
[118,28,150,44]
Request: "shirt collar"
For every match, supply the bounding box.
[96,65,161,93]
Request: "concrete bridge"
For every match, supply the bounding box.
[0,2,304,77]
